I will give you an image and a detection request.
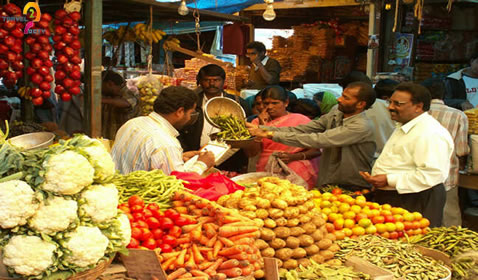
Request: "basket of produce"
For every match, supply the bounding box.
[8,132,55,150]
[204,97,246,128]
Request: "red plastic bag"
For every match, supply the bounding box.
[171,171,244,201]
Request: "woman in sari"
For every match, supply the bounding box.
[251,86,320,188]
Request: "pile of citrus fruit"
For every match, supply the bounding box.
[311,189,430,240]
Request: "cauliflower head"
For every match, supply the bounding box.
[82,144,115,182]
[3,235,56,276]
[80,184,118,223]
[64,226,109,268]
[117,214,132,247]
[0,180,39,229]
[29,196,78,235]
[41,150,94,195]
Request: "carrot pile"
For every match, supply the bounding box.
[159,191,264,280]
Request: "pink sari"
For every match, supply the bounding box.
[253,113,319,188]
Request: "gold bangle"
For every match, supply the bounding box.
[266,131,274,139]
[301,152,306,160]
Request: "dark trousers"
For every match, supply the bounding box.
[374,183,446,227]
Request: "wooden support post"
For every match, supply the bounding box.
[84,0,103,138]
[366,2,377,79]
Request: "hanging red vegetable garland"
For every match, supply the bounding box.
[0,2,24,89]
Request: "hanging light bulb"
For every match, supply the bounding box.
[263,3,276,21]
[178,0,189,16]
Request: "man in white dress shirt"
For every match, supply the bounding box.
[360,82,454,227]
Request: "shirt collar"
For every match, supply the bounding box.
[399,112,427,134]
[332,109,366,124]
[254,56,269,71]
[149,112,179,137]
[431,99,445,105]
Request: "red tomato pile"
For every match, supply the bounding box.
[24,13,54,106]
[52,9,82,102]
[119,195,196,252]
[0,3,24,88]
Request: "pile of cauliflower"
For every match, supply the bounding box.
[0,135,130,279]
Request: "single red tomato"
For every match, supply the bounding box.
[164,209,180,221]
[130,205,144,213]
[174,216,193,227]
[160,217,174,230]
[131,228,142,240]
[126,213,134,221]
[143,209,153,219]
[132,212,144,221]
[127,238,140,248]
[118,206,130,214]
[162,235,177,247]
[130,222,140,228]
[159,243,172,253]
[146,203,160,212]
[145,217,160,230]
[128,195,144,207]
[142,238,157,250]
[137,220,149,228]
[152,228,164,240]
[169,226,182,238]
[332,188,343,195]
[140,228,153,241]
[152,209,164,220]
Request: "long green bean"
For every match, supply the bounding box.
[212,115,251,140]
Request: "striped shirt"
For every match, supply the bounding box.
[429,99,470,190]
[111,112,207,175]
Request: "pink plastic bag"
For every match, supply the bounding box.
[171,171,244,201]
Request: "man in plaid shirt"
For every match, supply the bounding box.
[424,78,470,226]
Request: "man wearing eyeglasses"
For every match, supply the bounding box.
[245,41,281,90]
[101,70,139,140]
[112,86,215,175]
[360,82,454,227]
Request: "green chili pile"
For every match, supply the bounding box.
[212,115,251,140]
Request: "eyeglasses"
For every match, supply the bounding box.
[386,100,410,107]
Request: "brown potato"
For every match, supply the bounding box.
[298,205,308,214]
[269,208,284,219]
[311,229,324,241]
[269,238,286,249]
[243,204,257,212]
[328,243,340,253]
[275,217,288,227]
[243,211,256,219]
[256,198,271,209]
[284,207,300,218]
[272,199,288,209]
[287,218,300,227]
[304,201,315,210]
[298,235,314,247]
[285,236,300,249]
[256,209,269,219]
[289,227,306,236]
[254,270,265,278]
[299,215,311,224]
[311,216,326,227]
[305,244,320,256]
[276,259,283,268]
[274,227,291,239]
[253,218,264,228]
[282,259,299,270]
[301,223,317,234]
[260,228,276,241]
[324,233,336,242]
[261,247,275,257]
[254,239,269,250]
[275,248,293,261]
[264,218,277,228]
[319,249,334,260]
[310,254,324,264]
[291,248,307,259]
[263,193,276,201]
[278,268,288,275]
[298,258,312,267]
[320,225,328,235]
[317,239,332,250]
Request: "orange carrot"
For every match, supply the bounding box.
[162,252,181,260]
[218,267,242,278]
[248,253,259,262]
[178,273,193,279]
[176,277,208,280]
[199,235,209,246]
[182,224,201,233]
[207,250,214,261]
[228,252,248,260]
[190,270,209,277]
[167,267,187,280]
[212,273,227,280]
[218,245,245,256]
[219,259,240,270]
[228,231,259,241]
[253,261,261,270]
[175,249,187,266]
[192,244,205,263]
[219,215,241,224]
[185,249,197,269]
[190,225,202,242]
[205,258,224,276]
[162,257,176,271]
[191,209,203,216]
[176,206,188,214]
[198,247,213,253]
[239,260,250,267]
[172,200,184,207]
[218,226,258,237]
[198,216,215,224]
[176,237,191,245]
[241,265,253,276]
[230,237,253,245]
[218,237,234,247]
[197,261,214,270]
[206,235,217,248]
[213,240,223,258]
[204,223,217,238]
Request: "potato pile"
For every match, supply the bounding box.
[217,177,339,272]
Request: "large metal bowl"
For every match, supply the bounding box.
[209,132,256,149]
[8,132,55,150]
[204,97,246,128]
[231,172,283,185]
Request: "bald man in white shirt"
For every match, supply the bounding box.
[360,82,454,227]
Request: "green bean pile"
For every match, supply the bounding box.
[112,170,185,210]
[212,115,251,140]
[336,235,449,280]
[282,261,371,280]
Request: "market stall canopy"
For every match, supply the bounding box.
[37,0,248,24]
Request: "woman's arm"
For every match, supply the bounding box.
[278,149,322,163]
